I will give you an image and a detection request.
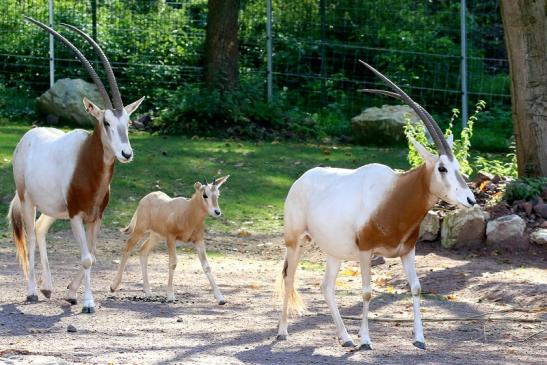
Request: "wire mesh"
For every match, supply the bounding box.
[0,0,510,118]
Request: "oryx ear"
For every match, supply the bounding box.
[214,175,230,188]
[83,97,104,121]
[124,96,145,116]
[446,133,454,150]
[194,182,203,191]
[409,137,436,164]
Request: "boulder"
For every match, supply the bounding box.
[351,104,426,145]
[419,211,440,241]
[441,206,487,249]
[36,78,104,126]
[530,229,547,245]
[486,214,526,246]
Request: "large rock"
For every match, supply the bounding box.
[530,229,547,245]
[36,78,104,126]
[486,214,526,246]
[419,210,440,241]
[441,206,487,249]
[351,104,424,145]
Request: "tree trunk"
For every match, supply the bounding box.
[500,0,547,177]
[204,0,240,92]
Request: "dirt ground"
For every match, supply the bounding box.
[0,229,545,365]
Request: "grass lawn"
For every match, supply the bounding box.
[0,118,410,235]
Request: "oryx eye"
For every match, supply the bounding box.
[104,121,110,127]
[438,166,447,173]
[203,193,208,199]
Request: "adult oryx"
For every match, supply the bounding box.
[8,17,144,313]
[276,61,476,350]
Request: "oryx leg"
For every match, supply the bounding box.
[138,233,161,297]
[195,241,225,305]
[401,248,426,349]
[68,215,95,313]
[35,214,56,299]
[322,255,353,347]
[66,220,101,305]
[166,236,177,302]
[110,228,145,293]
[358,250,373,350]
[20,198,38,302]
[276,242,303,341]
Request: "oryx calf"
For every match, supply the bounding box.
[8,17,144,313]
[110,176,229,304]
[276,61,476,350]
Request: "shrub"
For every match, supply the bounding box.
[504,177,547,204]
[404,100,486,176]
[156,80,319,139]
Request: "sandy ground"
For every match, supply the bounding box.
[0,229,546,364]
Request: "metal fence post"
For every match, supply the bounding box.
[48,0,54,87]
[266,0,273,103]
[460,0,468,128]
[91,0,97,41]
[320,0,327,107]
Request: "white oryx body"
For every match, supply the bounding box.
[287,164,395,260]
[276,61,476,350]
[8,17,144,313]
[13,128,86,219]
[110,176,229,304]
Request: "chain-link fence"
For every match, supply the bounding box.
[0,0,510,121]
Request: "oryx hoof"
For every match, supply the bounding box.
[218,299,226,305]
[81,306,95,314]
[359,343,373,351]
[110,286,116,293]
[41,289,52,299]
[25,295,39,303]
[276,334,287,341]
[65,298,77,305]
[341,340,355,348]
[413,341,426,350]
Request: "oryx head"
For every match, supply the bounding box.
[194,176,230,218]
[25,17,145,163]
[359,60,476,208]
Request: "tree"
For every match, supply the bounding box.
[500,0,547,177]
[204,0,240,92]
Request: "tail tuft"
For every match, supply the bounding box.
[275,258,305,316]
[7,193,28,278]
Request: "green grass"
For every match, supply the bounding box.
[0,117,409,235]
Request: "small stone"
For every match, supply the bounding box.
[441,206,487,249]
[176,318,184,323]
[474,171,494,184]
[530,229,547,245]
[67,324,77,333]
[419,211,440,241]
[486,214,526,245]
[521,202,534,216]
[533,203,547,219]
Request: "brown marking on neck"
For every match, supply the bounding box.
[67,125,115,223]
[357,164,435,256]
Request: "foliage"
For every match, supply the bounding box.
[474,143,517,178]
[156,79,320,140]
[504,177,547,204]
[0,0,512,148]
[403,100,514,177]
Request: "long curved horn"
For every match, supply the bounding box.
[24,16,113,110]
[359,88,452,157]
[204,177,209,186]
[60,23,123,113]
[213,176,217,186]
[358,60,452,157]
